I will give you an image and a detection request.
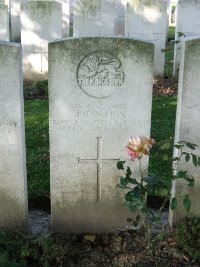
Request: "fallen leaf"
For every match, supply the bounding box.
[83,235,96,242]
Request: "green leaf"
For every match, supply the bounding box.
[198,156,200,166]
[183,195,191,212]
[192,154,198,167]
[185,153,190,162]
[125,191,134,202]
[119,177,128,189]
[178,32,185,38]
[171,197,178,210]
[125,201,137,212]
[132,186,141,198]
[126,166,132,177]
[177,170,187,179]
[127,177,139,185]
[186,142,197,150]
[117,161,126,170]
[186,177,195,188]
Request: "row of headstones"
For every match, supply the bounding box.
[174,0,200,76]
[1,0,200,79]
[0,35,199,232]
[0,0,170,80]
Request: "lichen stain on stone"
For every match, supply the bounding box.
[22,1,59,17]
[128,0,167,11]
[49,37,154,70]
[73,0,101,16]
[0,45,18,64]
[0,190,27,230]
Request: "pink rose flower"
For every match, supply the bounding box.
[126,136,155,161]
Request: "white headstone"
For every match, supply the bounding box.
[0,42,28,230]
[0,4,9,41]
[59,0,70,37]
[21,0,62,82]
[73,0,115,37]
[126,0,168,76]
[49,37,154,233]
[10,0,69,42]
[115,0,126,35]
[169,36,200,225]
[173,0,200,76]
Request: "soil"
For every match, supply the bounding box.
[28,208,199,266]
[153,77,178,97]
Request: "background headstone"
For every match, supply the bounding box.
[126,0,168,76]
[21,0,62,82]
[114,0,126,35]
[173,0,200,76]
[10,0,68,42]
[73,0,115,37]
[0,42,28,230]
[0,4,9,41]
[58,0,70,37]
[169,36,200,225]
[49,37,154,233]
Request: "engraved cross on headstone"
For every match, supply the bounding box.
[78,137,119,201]
[33,42,48,72]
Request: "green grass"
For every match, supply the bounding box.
[24,97,177,200]
[149,96,177,180]
[168,26,175,42]
[164,44,174,78]
[164,26,175,78]
[24,100,49,199]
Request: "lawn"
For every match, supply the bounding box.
[24,96,177,200]
[164,26,175,78]
[25,100,49,200]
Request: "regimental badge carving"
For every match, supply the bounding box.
[37,9,48,25]
[77,51,125,99]
[143,18,153,34]
[87,6,101,21]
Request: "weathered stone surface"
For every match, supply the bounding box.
[0,42,28,230]
[21,0,62,82]
[49,37,154,233]
[169,37,200,226]
[173,0,200,76]
[126,0,168,76]
[73,0,115,37]
[0,4,9,41]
